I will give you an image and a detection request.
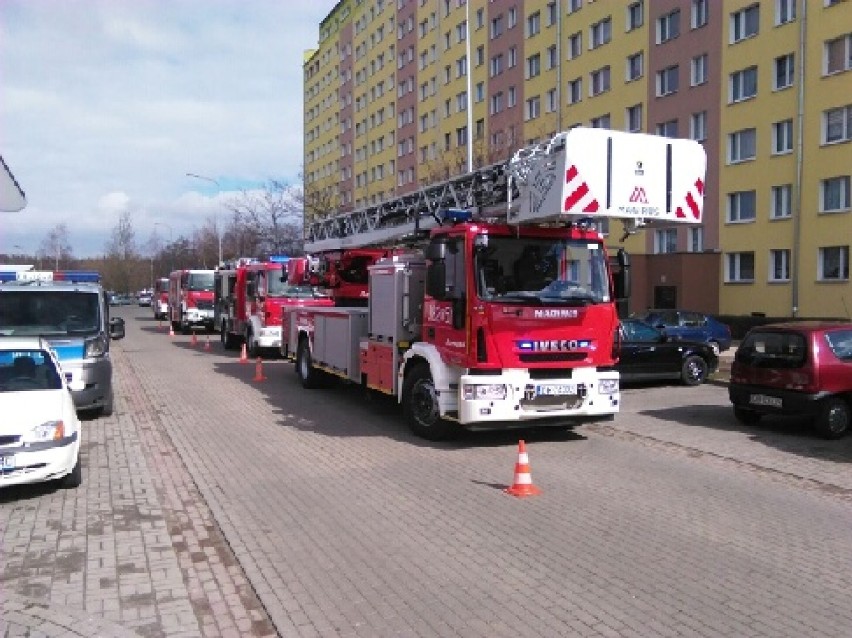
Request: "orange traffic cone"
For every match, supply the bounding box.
[239,343,248,363]
[191,331,198,347]
[253,357,266,382]
[204,333,212,351]
[504,440,541,497]
[168,323,175,338]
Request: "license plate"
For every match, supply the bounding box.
[536,384,576,397]
[750,394,782,408]
[0,455,15,471]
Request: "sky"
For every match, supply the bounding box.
[0,0,332,258]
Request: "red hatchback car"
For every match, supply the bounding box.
[728,322,852,439]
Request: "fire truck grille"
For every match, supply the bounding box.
[195,300,214,310]
[519,353,586,364]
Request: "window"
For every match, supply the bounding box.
[490,54,504,77]
[590,66,611,96]
[568,0,582,13]
[658,10,680,43]
[508,47,517,68]
[476,45,485,66]
[547,45,557,70]
[546,88,557,113]
[656,120,678,138]
[525,96,541,121]
[490,91,504,114]
[824,105,852,143]
[774,54,795,90]
[568,32,582,59]
[731,5,760,43]
[688,227,704,253]
[591,114,611,129]
[490,15,504,39]
[546,2,557,27]
[729,128,757,162]
[627,52,643,81]
[527,53,541,79]
[728,190,757,222]
[730,66,758,102]
[690,111,707,141]
[626,104,643,132]
[691,0,708,28]
[769,249,791,282]
[590,18,612,49]
[819,246,850,280]
[508,7,518,28]
[475,82,485,103]
[508,86,517,107]
[456,127,467,147]
[568,78,582,104]
[691,54,708,86]
[776,0,796,25]
[627,2,643,31]
[772,119,793,154]
[527,11,540,37]
[825,34,852,74]
[821,176,851,212]
[657,65,679,96]
[726,252,755,282]
[654,229,678,254]
[771,184,792,219]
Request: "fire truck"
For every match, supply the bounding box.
[214,257,333,355]
[283,128,706,440]
[152,277,169,321]
[168,269,215,334]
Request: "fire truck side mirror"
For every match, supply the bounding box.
[246,282,255,297]
[613,248,631,301]
[425,240,446,262]
[426,261,446,300]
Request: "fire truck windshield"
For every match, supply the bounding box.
[475,236,610,305]
[187,272,214,292]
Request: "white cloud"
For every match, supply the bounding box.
[0,0,329,257]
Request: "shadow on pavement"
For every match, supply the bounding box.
[639,404,852,464]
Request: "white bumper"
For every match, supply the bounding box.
[256,326,283,348]
[184,308,214,325]
[456,367,619,425]
[0,437,79,488]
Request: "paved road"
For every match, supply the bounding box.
[2,306,851,637]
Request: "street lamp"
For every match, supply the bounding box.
[186,172,222,265]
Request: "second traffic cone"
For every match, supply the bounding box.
[239,342,248,363]
[253,357,266,382]
[504,440,541,497]
[204,333,212,351]
[168,323,175,338]
[191,331,198,347]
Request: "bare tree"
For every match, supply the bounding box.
[102,210,139,292]
[225,180,303,257]
[38,223,74,270]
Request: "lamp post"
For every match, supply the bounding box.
[186,172,222,265]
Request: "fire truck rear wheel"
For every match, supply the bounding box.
[403,364,453,441]
[296,338,322,389]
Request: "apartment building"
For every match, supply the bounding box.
[303,0,851,319]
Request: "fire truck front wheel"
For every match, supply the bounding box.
[403,364,454,441]
[296,338,323,389]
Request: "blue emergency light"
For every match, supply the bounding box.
[441,209,472,224]
[268,255,291,264]
[0,270,101,283]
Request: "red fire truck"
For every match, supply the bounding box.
[283,128,706,440]
[215,257,333,356]
[152,277,169,321]
[168,269,215,334]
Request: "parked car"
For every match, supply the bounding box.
[729,322,852,439]
[617,318,718,386]
[0,337,82,489]
[137,292,152,307]
[633,309,732,355]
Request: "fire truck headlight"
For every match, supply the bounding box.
[462,384,507,401]
[598,379,618,394]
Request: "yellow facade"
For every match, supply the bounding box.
[719,0,851,318]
